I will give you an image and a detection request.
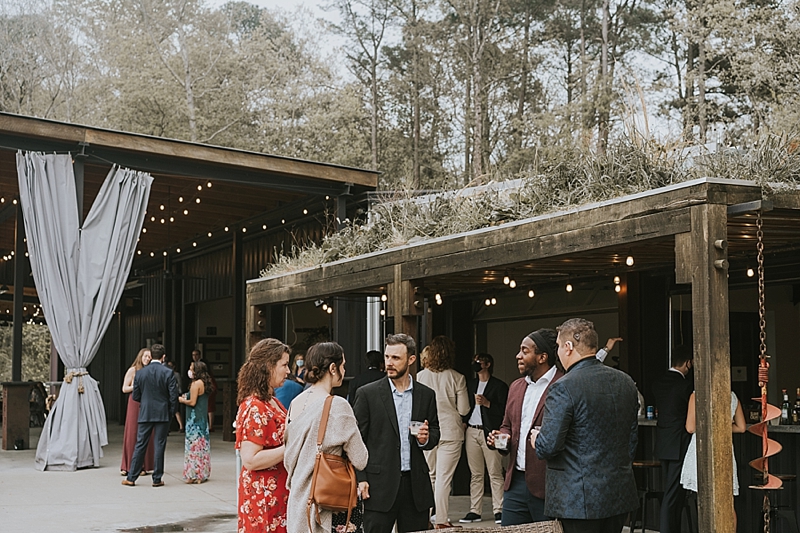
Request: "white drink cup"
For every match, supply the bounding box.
[494,433,509,450]
[409,421,424,436]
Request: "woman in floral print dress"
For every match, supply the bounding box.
[179,360,212,483]
[235,338,292,533]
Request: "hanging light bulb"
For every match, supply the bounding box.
[566,283,573,293]
[746,268,755,278]
[142,228,147,233]
[613,276,620,285]
[491,297,497,305]
[207,181,212,188]
[176,248,181,253]
[169,217,174,222]
[303,209,308,215]
[528,289,535,298]
[192,242,197,247]
[159,204,165,210]
[503,275,510,285]
[242,227,247,233]
[183,209,189,215]
[380,309,385,316]
[195,198,201,204]
[626,255,634,267]
[615,284,622,293]
[207,232,212,237]
[262,224,267,230]
[162,251,167,256]
[197,185,203,191]
[381,293,387,302]
[224,226,229,232]
[326,307,333,314]
[322,303,328,311]
[509,280,517,289]
[179,197,184,203]
[485,298,491,306]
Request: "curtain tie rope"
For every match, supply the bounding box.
[64,368,89,393]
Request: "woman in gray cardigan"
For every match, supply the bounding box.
[284,342,368,533]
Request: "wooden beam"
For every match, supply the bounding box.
[248,207,692,305]
[674,232,692,284]
[0,112,378,188]
[688,203,735,533]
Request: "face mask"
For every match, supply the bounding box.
[188,370,194,380]
[296,360,304,367]
[472,361,483,372]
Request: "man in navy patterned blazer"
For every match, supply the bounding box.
[532,318,639,533]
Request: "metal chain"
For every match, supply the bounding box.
[756,210,771,533]
[757,211,767,358]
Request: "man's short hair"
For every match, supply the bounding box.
[476,352,494,374]
[671,345,693,367]
[365,350,383,368]
[556,319,598,352]
[385,333,416,357]
[150,344,166,360]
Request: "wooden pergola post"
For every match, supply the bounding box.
[387,265,420,339]
[677,203,735,533]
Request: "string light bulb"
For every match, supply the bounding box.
[195,198,200,204]
[380,309,385,316]
[380,293,388,302]
[197,185,202,191]
[747,268,755,277]
[509,279,517,289]
[326,307,333,314]
[503,274,510,285]
[626,255,634,267]
[485,298,491,306]
[322,303,328,311]
[262,224,267,230]
[242,227,247,233]
[179,197,184,202]
[159,205,165,210]
[615,284,622,293]
[207,182,212,188]
[183,210,189,215]
[491,298,497,305]
[613,276,620,285]
[207,232,212,237]
[528,289,535,298]
[566,283,573,293]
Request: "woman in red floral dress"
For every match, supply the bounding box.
[235,338,292,533]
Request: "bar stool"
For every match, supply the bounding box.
[631,460,663,533]
[770,474,799,533]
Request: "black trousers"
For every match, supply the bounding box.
[127,421,169,484]
[660,458,687,533]
[560,512,628,533]
[363,473,430,533]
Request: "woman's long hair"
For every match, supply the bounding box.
[190,360,214,394]
[422,336,456,372]
[237,338,290,404]
[130,348,150,371]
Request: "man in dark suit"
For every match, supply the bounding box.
[652,345,694,533]
[534,319,639,533]
[353,334,440,533]
[348,349,385,406]
[488,329,564,525]
[122,344,179,487]
[461,352,509,524]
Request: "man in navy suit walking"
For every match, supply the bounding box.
[533,319,639,533]
[122,344,179,487]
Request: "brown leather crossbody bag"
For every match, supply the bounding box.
[307,395,358,531]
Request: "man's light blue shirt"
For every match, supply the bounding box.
[390,375,414,472]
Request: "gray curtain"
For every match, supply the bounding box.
[16,152,152,471]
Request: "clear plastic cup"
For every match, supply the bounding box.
[494,433,509,450]
[409,421,424,436]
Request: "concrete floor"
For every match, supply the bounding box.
[0,424,501,533]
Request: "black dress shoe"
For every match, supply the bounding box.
[152,481,165,487]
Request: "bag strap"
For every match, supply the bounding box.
[317,395,334,447]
